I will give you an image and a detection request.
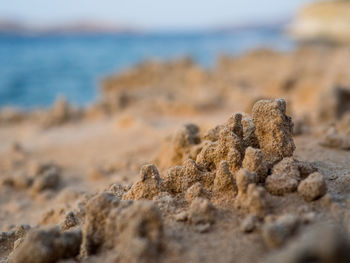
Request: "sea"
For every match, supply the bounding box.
[0,30,294,108]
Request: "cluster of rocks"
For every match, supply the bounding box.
[125,99,326,212]
[266,223,350,263]
[41,97,82,128]
[0,96,82,128]
[5,193,164,263]
[1,99,336,263]
[0,143,62,196]
[1,162,61,194]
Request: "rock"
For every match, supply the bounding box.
[155,123,201,168]
[213,161,236,194]
[225,112,244,139]
[181,159,214,191]
[241,116,259,148]
[262,214,300,248]
[29,162,61,177]
[41,96,80,127]
[105,201,164,263]
[108,183,131,199]
[80,193,164,262]
[185,182,208,203]
[241,215,259,233]
[252,99,295,165]
[266,157,315,196]
[242,147,268,183]
[31,167,60,193]
[60,211,79,231]
[298,172,327,201]
[153,192,177,213]
[196,113,245,173]
[1,173,33,189]
[0,107,25,124]
[81,193,120,256]
[123,164,163,200]
[236,168,258,195]
[172,124,201,159]
[188,198,216,225]
[246,184,268,217]
[162,166,183,194]
[9,227,82,263]
[203,113,244,142]
[297,160,318,179]
[1,162,62,194]
[203,124,224,142]
[0,225,31,258]
[235,169,267,217]
[266,173,298,196]
[265,224,350,263]
[162,159,215,194]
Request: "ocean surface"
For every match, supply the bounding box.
[0,30,294,108]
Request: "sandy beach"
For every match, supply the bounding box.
[1,41,350,262]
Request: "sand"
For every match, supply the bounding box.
[1,46,350,263]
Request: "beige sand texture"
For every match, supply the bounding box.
[1,46,350,263]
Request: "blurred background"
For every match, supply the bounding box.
[0,0,348,108]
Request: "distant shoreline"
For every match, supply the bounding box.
[0,18,288,37]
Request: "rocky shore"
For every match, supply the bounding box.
[1,46,350,262]
[290,0,350,43]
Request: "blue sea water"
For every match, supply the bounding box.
[0,30,294,108]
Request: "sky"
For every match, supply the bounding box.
[0,0,316,30]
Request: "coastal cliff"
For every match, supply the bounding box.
[290,0,350,43]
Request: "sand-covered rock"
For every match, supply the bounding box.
[80,192,120,256]
[31,166,61,193]
[1,162,62,194]
[0,225,31,260]
[242,147,268,183]
[196,113,244,173]
[235,169,267,217]
[185,182,209,203]
[41,97,82,128]
[266,224,350,263]
[104,201,164,263]
[156,123,201,168]
[123,164,163,200]
[162,159,215,194]
[188,198,216,226]
[262,214,300,248]
[60,211,80,231]
[213,161,236,195]
[266,158,317,196]
[0,108,26,124]
[252,99,295,166]
[9,227,82,263]
[79,191,164,262]
[298,172,327,201]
